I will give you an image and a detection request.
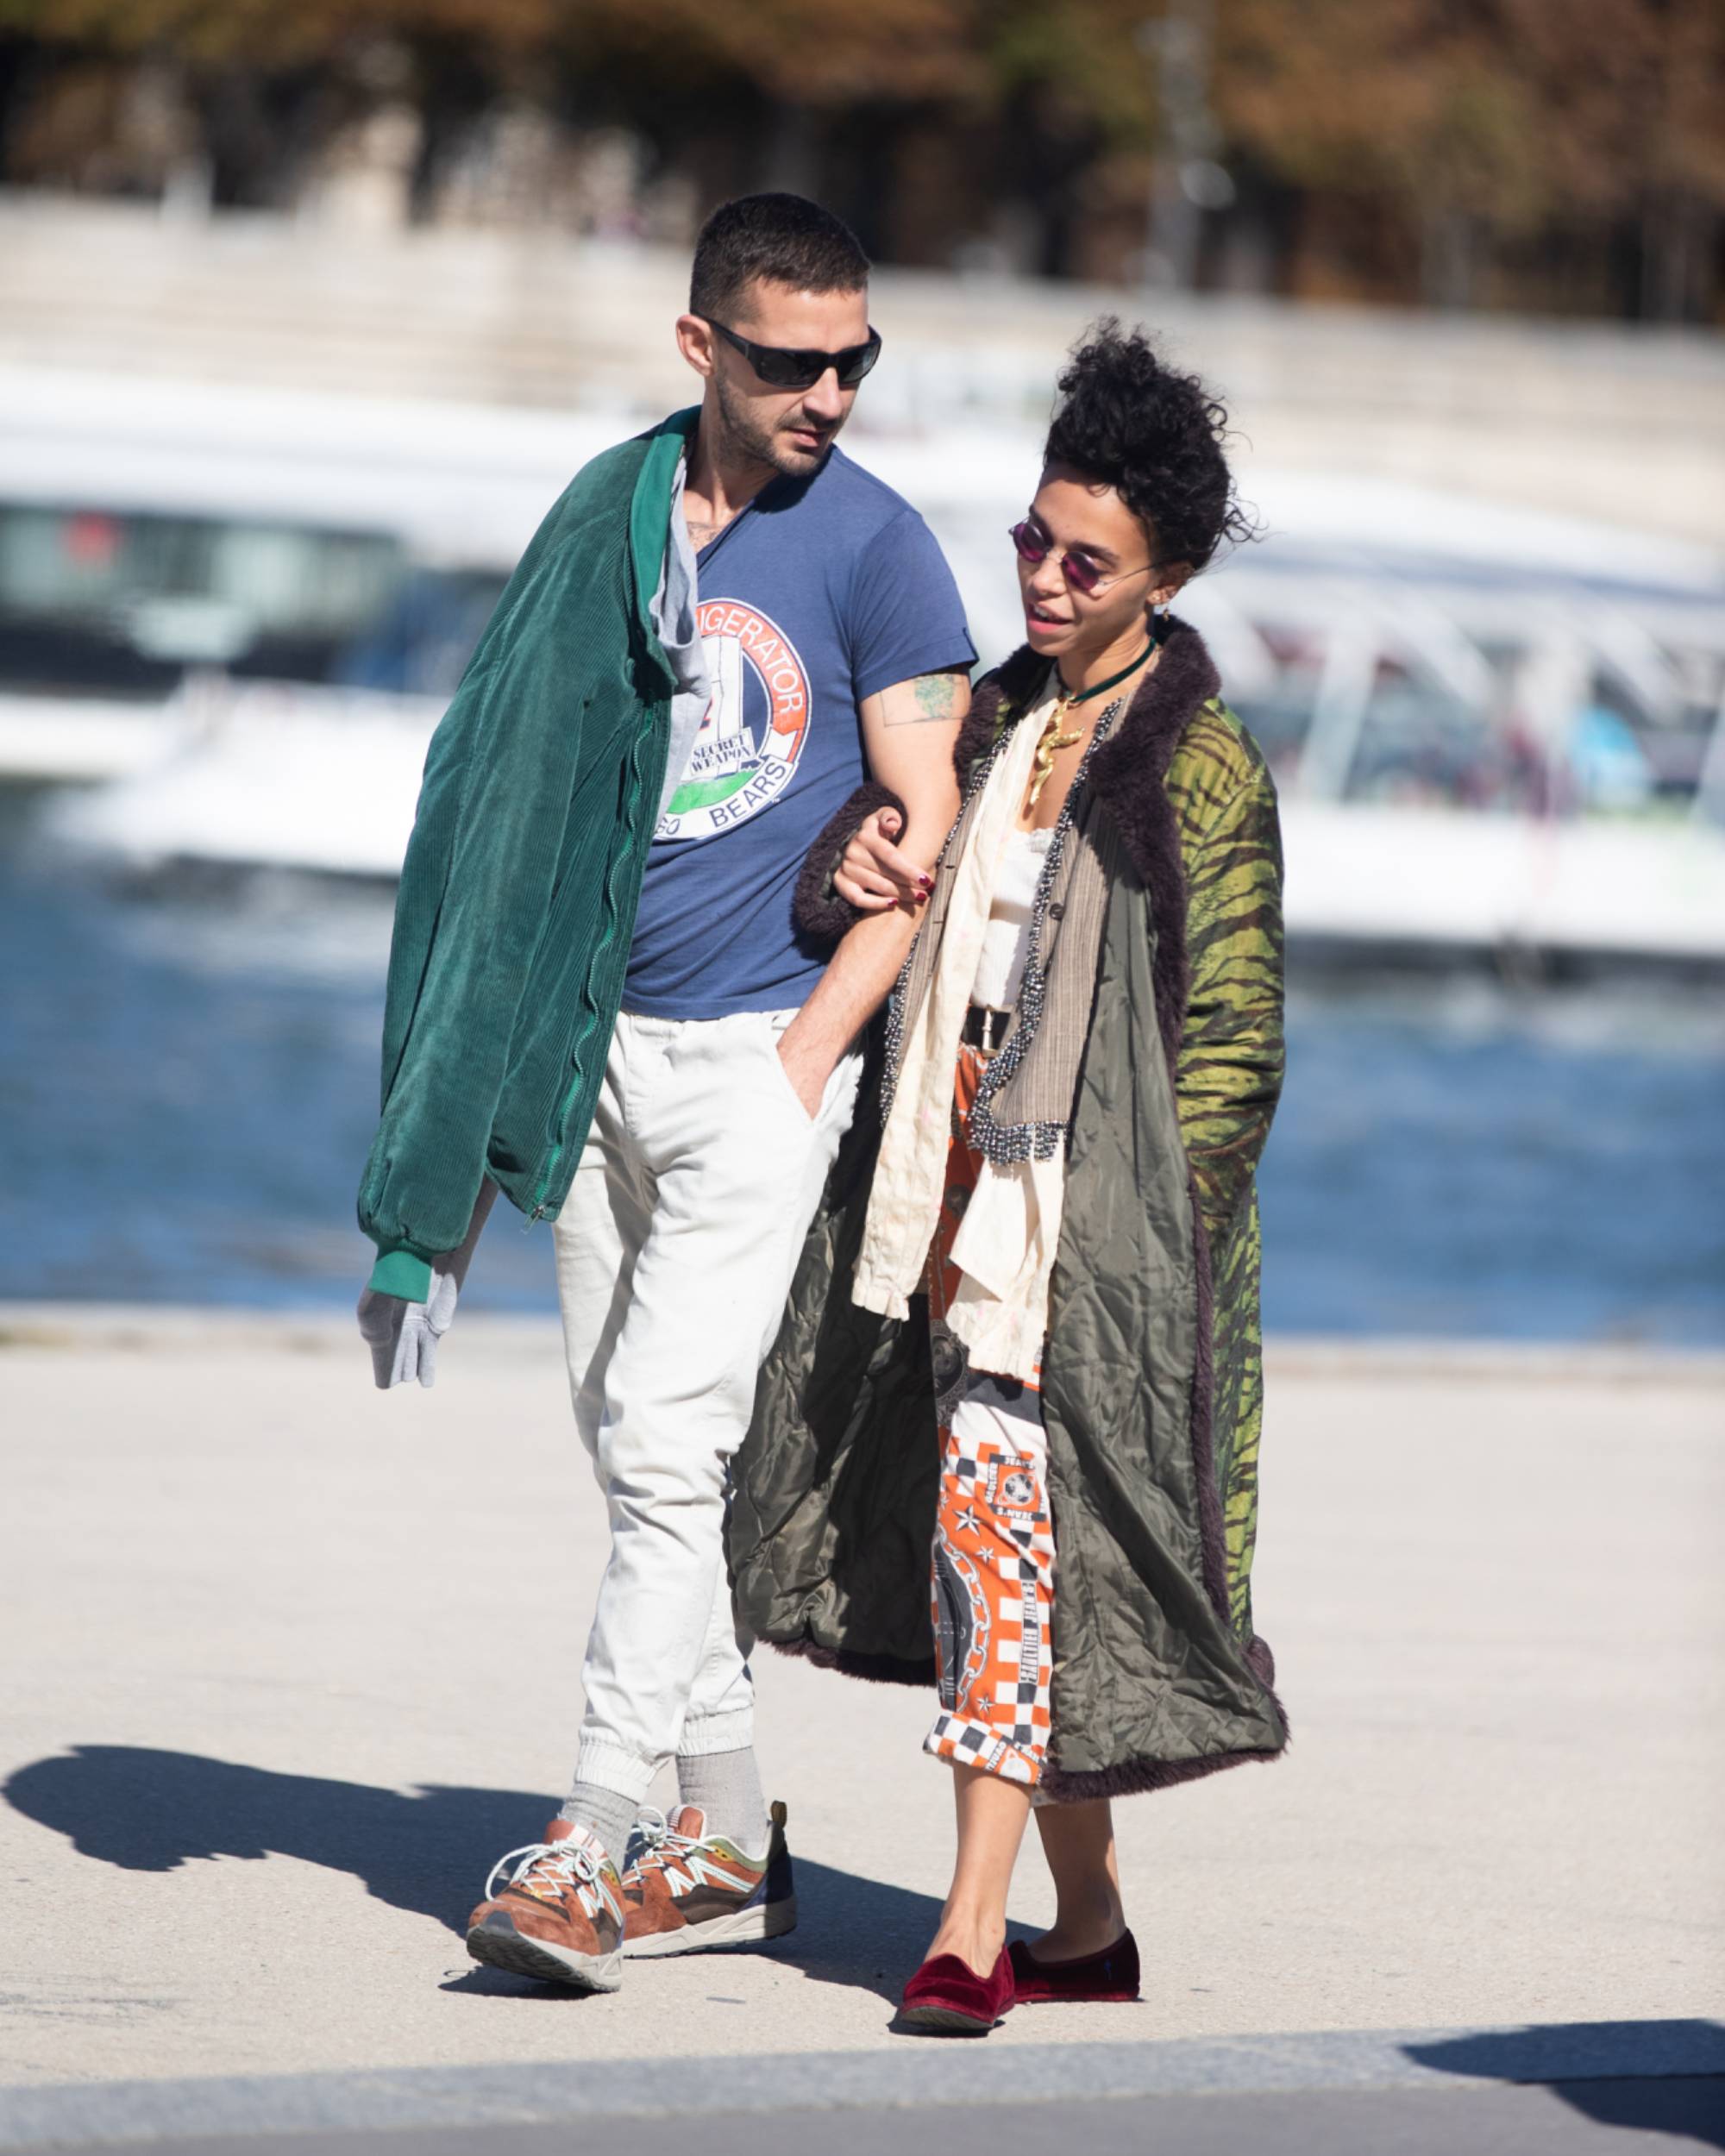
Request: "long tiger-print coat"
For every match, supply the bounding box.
[732,619,1289,1796]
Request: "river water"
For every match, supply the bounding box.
[3,794,1721,1342]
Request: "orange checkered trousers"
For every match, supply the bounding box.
[922,1044,1056,1789]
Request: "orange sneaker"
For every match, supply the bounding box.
[619,1800,797,1959]
[465,1819,624,1992]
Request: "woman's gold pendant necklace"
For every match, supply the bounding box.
[1026,637,1160,812]
[1027,705,1084,812]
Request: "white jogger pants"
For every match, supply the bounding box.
[554,1006,862,1803]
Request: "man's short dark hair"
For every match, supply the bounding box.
[689,194,870,323]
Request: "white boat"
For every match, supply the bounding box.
[46,679,444,879]
[0,689,188,783]
[10,369,1725,967]
[1278,802,1725,965]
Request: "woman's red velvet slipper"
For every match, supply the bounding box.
[898,1945,1015,2034]
[1008,1928,1141,2003]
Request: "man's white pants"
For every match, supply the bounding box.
[554,1006,862,1805]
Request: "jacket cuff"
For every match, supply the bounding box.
[367,1245,433,1302]
[792,780,909,946]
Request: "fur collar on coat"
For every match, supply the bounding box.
[957,617,1222,1080]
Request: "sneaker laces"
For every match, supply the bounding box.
[628,1805,702,1880]
[486,1839,621,1924]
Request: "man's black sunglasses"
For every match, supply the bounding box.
[706,318,882,392]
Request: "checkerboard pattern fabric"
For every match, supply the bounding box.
[922,1044,1056,1789]
[926,1396,1055,1785]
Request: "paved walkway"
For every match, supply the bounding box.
[3,2040,1725,2153]
[2,1312,1721,2099]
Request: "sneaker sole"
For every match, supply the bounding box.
[466,1921,623,1994]
[897,2002,1000,2035]
[621,1896,798,1959]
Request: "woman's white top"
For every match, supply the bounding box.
[969,824,1054,1011]
[852,689,1062,1381]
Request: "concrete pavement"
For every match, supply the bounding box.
[3,2039,1725,2153]
[13,2086,1725,2155]
[1,1311,1721,2103]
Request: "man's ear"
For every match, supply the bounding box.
[675,313,718,380]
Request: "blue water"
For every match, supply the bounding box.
[3,798,1722,1341]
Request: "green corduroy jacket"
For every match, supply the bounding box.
[355,409,695,1300]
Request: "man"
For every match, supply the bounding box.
[354,194,973,1993]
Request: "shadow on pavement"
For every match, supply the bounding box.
[5,1745,544,1928]
[4,1745,946,2005]
[775,1860,948,2007]
[1406,2025,1725,2150]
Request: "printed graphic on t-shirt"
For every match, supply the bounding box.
[656,599,811,843]
[625,444,974,1019]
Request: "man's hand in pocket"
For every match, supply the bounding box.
[774,1021,832,1123]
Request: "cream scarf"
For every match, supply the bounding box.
[850,682,1063,1382]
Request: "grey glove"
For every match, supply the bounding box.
[356,1181,498,1389]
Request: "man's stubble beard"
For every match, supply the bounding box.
[712,368,839,481]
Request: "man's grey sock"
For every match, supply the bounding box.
[676,1745,769,1856]
[559,1782,637,1873]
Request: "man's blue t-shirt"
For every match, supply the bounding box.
[624,446,975,1020]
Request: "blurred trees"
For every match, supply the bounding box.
[1215,0,1725,317]
[0,0,1718,320]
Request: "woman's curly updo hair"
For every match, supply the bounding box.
[1044,317,1255,574]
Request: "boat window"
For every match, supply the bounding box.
[0,503,409,693]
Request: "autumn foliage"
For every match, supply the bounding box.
[0,0,1718,319]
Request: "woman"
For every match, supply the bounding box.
[731,320,1289,2033]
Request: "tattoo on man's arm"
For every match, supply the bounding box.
[883,673,967,725]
